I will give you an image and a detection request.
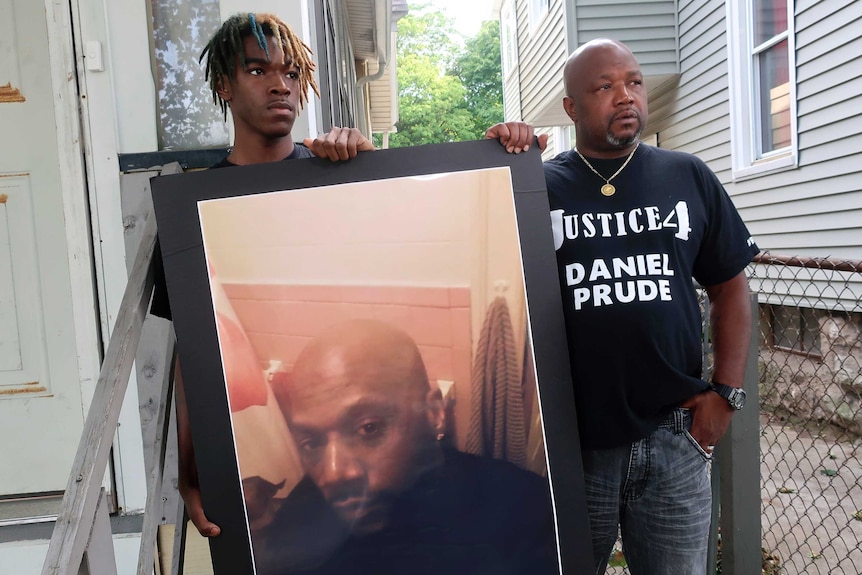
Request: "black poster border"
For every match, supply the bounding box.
[151,139,592,574]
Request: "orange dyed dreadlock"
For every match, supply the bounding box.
[200,12,320,120]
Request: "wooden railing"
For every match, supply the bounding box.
[41,164,181,575]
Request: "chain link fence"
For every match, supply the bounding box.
[751,254,862,575]
[605,254,862,574]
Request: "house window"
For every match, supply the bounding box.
[552,125,576,155]
[565,125,576,150]
[767,304,821,357]
[501,1,517,79]
[316,0,357,132]
[150,0,229,149]
[529,0,549,32]
[726,0,797,179]
[754,0,791,154]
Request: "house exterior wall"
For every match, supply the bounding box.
[503,0,861,295]
[647,0,730,166]
[315,0,359,132]
[0,0,393,567]
[648,0,861,306]
[605,0,862,262]
[567,0,678,76]
[367,41,398,134]
[728,0,862,261]
[513,0,568,126]
[503,0,679,127]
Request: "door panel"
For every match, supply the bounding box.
[0,0,87,496]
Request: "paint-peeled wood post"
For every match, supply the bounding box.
[40,209,157,575]
[80,489,117,575]
[137,331,176,575]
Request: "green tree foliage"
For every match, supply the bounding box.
[396,7,458,69]
[388,5,504,147]
[453,20,504,140]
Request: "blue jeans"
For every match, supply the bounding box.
[583,408,713,575]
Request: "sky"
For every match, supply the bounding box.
[423,0,497,37]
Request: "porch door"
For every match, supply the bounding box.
[0,0,89,496]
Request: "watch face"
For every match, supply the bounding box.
[730,388,746,409]
[713,383,746,410]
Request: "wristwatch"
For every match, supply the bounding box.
[709,382,746,410]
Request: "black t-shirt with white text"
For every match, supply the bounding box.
[544,144,758,449]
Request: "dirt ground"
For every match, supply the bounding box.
[759,416,862,575]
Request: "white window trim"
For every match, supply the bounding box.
[726,0,798,181]
[501,0,518,81]
[529,0,550,34]
[553,126,569,155]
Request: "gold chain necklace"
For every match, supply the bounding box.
[574,141,640,197]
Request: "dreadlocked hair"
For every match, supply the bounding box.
[200,12,320,120]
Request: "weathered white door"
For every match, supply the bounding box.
[0,0,89,496]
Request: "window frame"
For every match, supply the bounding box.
[726,0,798,180]
[501,0,518,81]
[529,0,550,34]
[765,304,823,359]
[149,0,230,150]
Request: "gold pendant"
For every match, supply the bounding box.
[601,183,616,197]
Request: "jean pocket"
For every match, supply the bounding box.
[682,428,714,462]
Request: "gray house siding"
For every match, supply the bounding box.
[726,0,862,262]
[505,0,678,126]
[515,0,568,126]
[648,0,729,164]
[570,0,679,107]
[645,0,862,309]
[649,0,862,261]
[572,0,678,69]
[504,0,860,264]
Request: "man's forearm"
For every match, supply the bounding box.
[705,271,752,389]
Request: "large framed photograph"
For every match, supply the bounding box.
[151,140,592,574]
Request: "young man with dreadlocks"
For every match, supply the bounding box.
[151,12,375,540]
[200,11,375,164]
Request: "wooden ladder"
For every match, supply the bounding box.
[41,163,188,575]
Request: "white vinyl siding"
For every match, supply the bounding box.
[367,56,397,134]
[515,0,568,126]
[502,0,860,274]
[506,0,679,127]
[730,0,862,264]
[569,0,678,79]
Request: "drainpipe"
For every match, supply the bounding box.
[355,0,392,136]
